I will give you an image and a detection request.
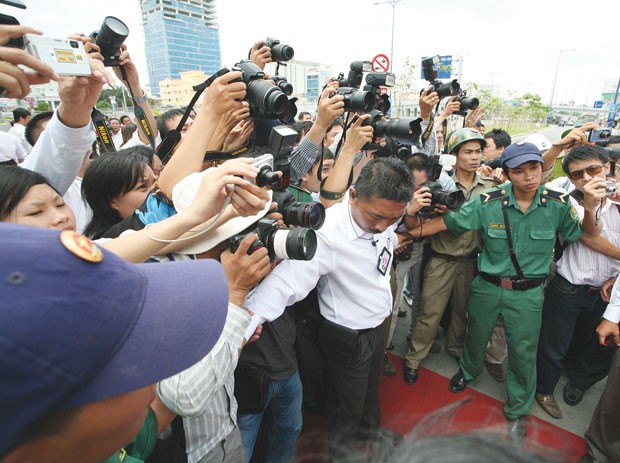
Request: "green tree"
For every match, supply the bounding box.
[34,101,50,112]
[392,56,417,117]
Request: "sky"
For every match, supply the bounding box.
[8,0,620,106]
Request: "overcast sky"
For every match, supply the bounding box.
[10,0,620,106]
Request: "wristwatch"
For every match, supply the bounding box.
[133,92,148,104]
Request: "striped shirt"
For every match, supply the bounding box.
[558,197,620,287]
[157,303,250,463]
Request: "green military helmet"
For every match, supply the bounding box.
[444,128,486,154]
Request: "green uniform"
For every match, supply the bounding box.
[405,172,494,368]
[104,408,158,463]
[287,184,313,203]
[443,183,582,419]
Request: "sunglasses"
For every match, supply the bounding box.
[567,164,604,180]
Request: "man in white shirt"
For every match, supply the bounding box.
[580,276,620,463]
[109,117,123,149]
[244,158,413,459]
[8,107,32,156]
[0,131,26,165]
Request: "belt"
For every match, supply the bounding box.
[430,250,478,262]
[479,272,545,291]
[558,275,601,296]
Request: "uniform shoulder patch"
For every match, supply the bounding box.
[542,189,568,204]
[480,188,506,203]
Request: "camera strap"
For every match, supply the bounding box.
[420,116,434,147]
[158,69,229,165]
[501,199,525,279]
[120,66,156,150]
[91,108,116,153]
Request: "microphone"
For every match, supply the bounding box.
[372,240,378,247]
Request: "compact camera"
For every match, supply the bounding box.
[605,180,617,196]
[588,128,612,143]
[24,35,91,76]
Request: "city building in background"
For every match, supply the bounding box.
[159,70,208,107]
[139,0,221,96]
[265,60,333,104]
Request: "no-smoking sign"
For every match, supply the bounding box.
[372,54,390,72]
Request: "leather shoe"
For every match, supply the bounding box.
[535,393,563,419]
[507,416,527,440]
[563,383,584,406]
[449,369,469,393]
[429,340,442,354]
[484,360,505,382]
[383,354,397,377]
[403,366,418,384]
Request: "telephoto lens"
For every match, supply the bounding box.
[273,190,326,230]
[374,118,422,145]
[433,79,460,100]
[90,16,129,67]
[267,227,317,260]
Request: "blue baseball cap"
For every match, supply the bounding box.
[0,224,229,457]
[499,142,543,168]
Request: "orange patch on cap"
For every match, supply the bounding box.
[60,230,103,263]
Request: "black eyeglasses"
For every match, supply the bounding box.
[567,164,604,180]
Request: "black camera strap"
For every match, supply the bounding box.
[501,198,525,280]
[420,116,434,147]
[158,68,230,165]
[119,66,156,150]
[91,108,116,153]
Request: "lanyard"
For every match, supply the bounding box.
[501,198,525,279]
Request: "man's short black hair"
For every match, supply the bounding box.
[156,109,185,139]
[13,108,31,123]
[354,158,413,203]
[25,112,53,146]
[484,128,511,149]
[562,145,609,175]
[405,152,430,172]
[298,111,311,121]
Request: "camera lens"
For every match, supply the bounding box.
[281,201,326,230]
[92,16,129,65]
[434,189,465,211]
[255,165,281,189]
[339,88,375,113]
[271,43,294,62]
[69,40,79,48]
[247,79,288,117]
[275,80,293,95]
[459,96,479,111]
[268,227,317,260]
[379,118,421,145]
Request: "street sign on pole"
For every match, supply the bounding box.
[372,54,390,73]
[594,100,603,109]
[420,55,453,79]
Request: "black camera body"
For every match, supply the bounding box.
[265,37,294,62]
[333,87,375,113]
[421,55,460,100]
[418,154,465,217]
[363,72,394,113]
[455,90,479,112]
[229,218,317,260]
[233,61,290,119]
[362,110,422,146]
[336,61,372,88]
[90,16,129,67]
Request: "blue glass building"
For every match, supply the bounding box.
[140,0,221,96]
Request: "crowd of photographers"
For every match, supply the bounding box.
[1,12,620,463]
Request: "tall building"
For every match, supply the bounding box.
[265,60,333,104]
[139,0,221,96]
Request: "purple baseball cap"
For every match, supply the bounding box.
[0,224,229,457]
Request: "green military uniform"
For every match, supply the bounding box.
[405,172,495,369]
[104,408,158,463]
[443,183,582,418]
[287,184,313,203]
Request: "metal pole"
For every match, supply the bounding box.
[390,3,395,72]
[549,51,562,107]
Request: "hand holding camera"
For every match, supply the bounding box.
[345,114,374,153]
[419,85,439,120]
[583,177,612,211]
[407,186,433,215]
[0,25,59,98]
[554,122,598,150]
[250,39,271,70]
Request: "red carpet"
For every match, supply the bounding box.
[294,353,586,462]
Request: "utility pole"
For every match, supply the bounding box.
[374,0,404,72]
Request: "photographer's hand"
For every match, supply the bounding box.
[542,122,597,174]
[222,117,254,152]
[250,40,271,70]
[306,86,345,145]
[406,187,432,215]
[419,85,439,121]
[220,234,271,306]
[465,107,484,128]
[434,96,461,126]
[212,105,252,151]
[0,25,59,98]
[203,70,247,115]
[229,182,271,217]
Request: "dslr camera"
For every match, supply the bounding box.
[421,55,460,100]
[362,110,422,146]
[364,72,395,113]
[229,218,317,260]
[454,90,479,115]
[264,37,294,62]
[418,154,465,218]
[232,61,296,120]
[336,61,372,88]
[90,16,129,67]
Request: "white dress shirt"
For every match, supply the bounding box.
[244,196,397,338]
[603,277,620,323]
[0,131,26,163]
[558,197,620,287]
[111,129,123,150]
[8,123,32,156]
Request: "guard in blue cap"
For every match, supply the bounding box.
[0,224,230,462]
[402,141,604,438]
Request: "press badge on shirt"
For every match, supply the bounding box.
[377,245,392,276]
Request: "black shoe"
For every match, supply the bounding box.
[386,342,395,351]
[398,307,407,317]
[563,383,584,406]
[449,369,469,393]
[403,366,418,384]
[507,416,527,440]
[383,354,397,377]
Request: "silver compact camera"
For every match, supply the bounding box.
[605,180,617,196]
[24,34,91,76]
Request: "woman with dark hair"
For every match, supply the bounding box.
[82,150,158,238]
[121,122,138,147]
[0,159,262,262]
